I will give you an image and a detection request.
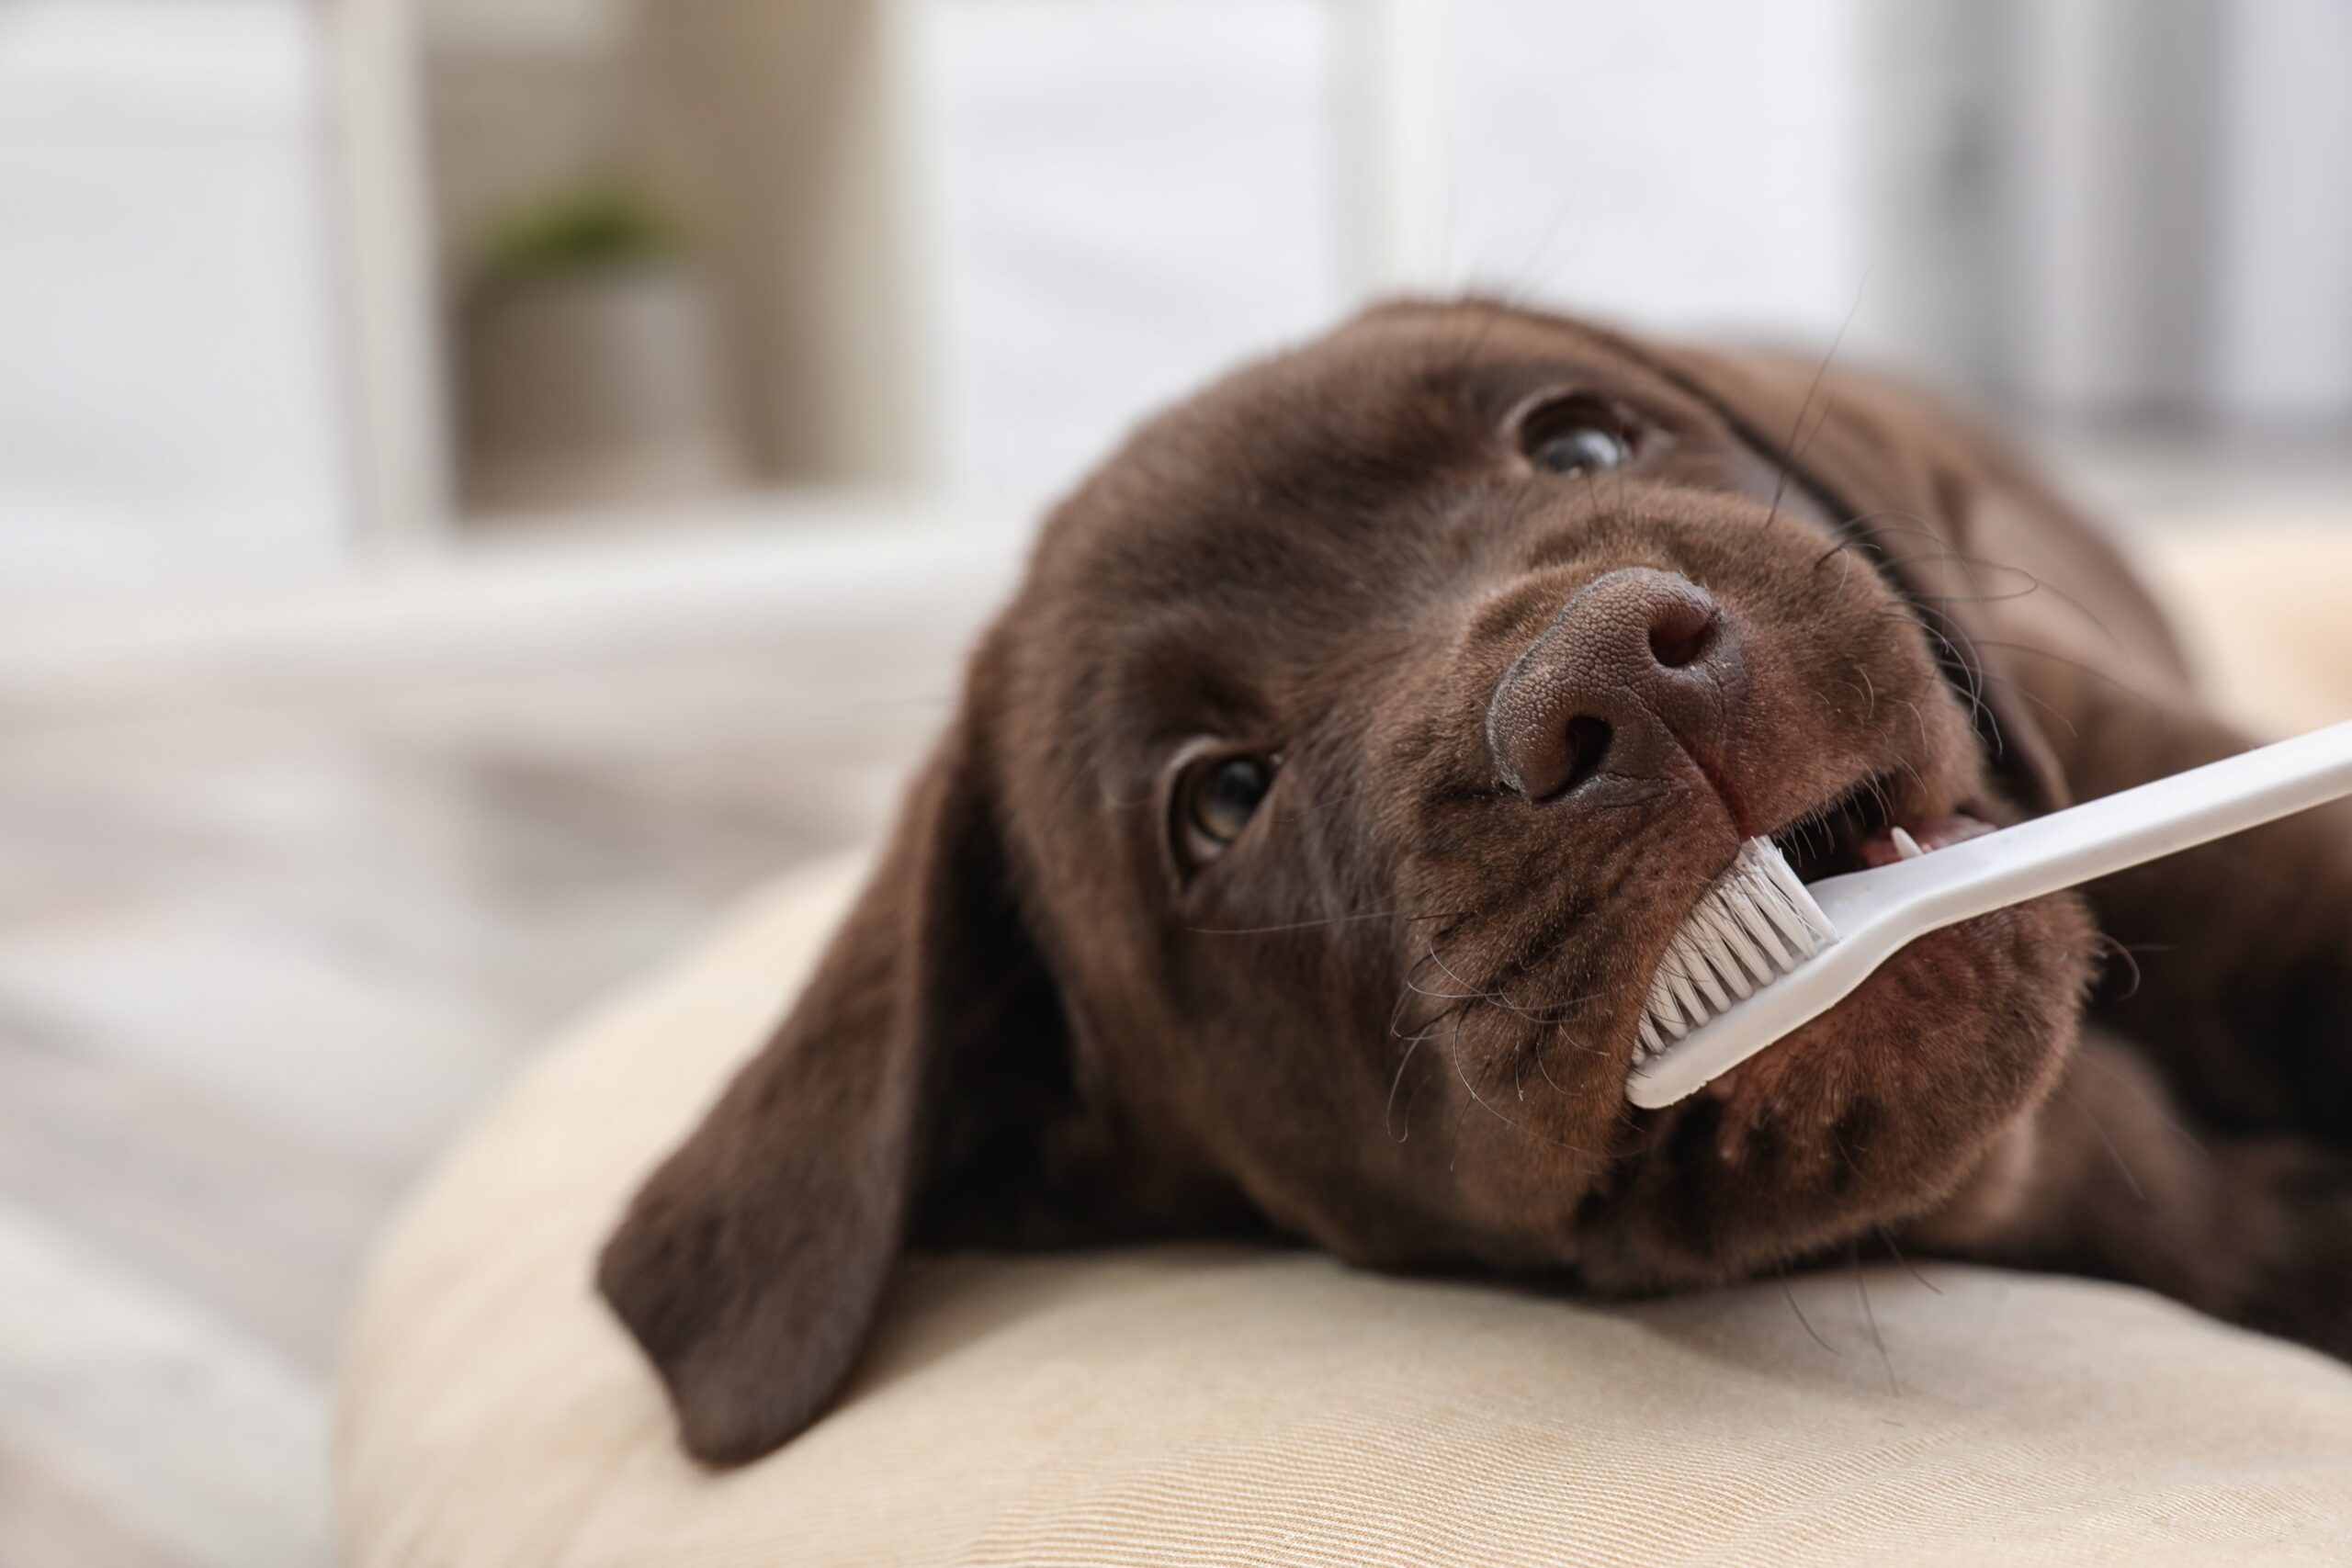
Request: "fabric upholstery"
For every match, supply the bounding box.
[335,523,2352,1566]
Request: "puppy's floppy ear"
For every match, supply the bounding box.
[597,648,1087,1464]
[1612,335,2077,811]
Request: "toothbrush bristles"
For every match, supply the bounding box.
[1633,839,1838,1063]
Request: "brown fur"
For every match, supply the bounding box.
[597,301,2352,1464]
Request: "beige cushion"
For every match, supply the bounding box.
[336,525,2352,1566]
[2145,521,2352,738]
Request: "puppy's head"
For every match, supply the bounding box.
[600,301,2094,1462]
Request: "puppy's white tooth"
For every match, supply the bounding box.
[1891,826,1925,862]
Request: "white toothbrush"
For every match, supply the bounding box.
[1625,717,2352,1110]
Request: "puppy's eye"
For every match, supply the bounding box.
[1520,397,1633,474]
[1178,754,1273,863]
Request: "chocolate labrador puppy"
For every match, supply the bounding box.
[601,300,2352,1463]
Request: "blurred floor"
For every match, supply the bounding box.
[4,442,2352,1564]
[0,562,984,1565]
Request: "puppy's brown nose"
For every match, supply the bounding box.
[1485,568,1742,800]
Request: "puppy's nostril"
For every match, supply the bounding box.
[1647,607,1715,670]
[1560,715,1612,794]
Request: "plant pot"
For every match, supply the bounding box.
[461,262,747,516]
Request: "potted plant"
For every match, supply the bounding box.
[461,186,747,516]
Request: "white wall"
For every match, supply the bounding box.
[2211,0,2352,427]
[920,0,1878,496]
[0,1,352,578]
[0,0,1906,570]
[1442,0,1869,345]
[921,0,1353,494]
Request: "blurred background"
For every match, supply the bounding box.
[5,1,2350,1562]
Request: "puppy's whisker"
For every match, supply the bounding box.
[2075,1044,2210,1159]
[1190,906,1458,937]
[1972,669,2081,740]
[1780,1267,1841,1356]
[1858,523,2125,649]
[1580,784,1676,813]
[1508,991,1623,1027]
[1530,1023,1574,1098]
[1765,277,1866,536]
[1836,507,1938,537]
[1908,616,2000,758]
[1854,515,2131,657]
[1444,1033,1601,1154]
[2086,931,2150,994]
[1894,696,1933,753]
[1491,186,1588,320]
[1402,974,1489,1006]
[1424,940,1605,1027]
[1865,773,1892,827]
[1877,752,1932,809]
[1969,637,2166,716]
[1388,942,1463,1032]
[1851,1247,1900,1395]
[2061,1083,2146,1203]
[1877,1226,1943,1296]
[1390,919,1477,1011]
[1385,1012,1455,1142]
[1910,582,2047,607]
[1827,541,1856,598]
[1405,961,1595,1027]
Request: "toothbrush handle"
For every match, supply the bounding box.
[1886,716,2352,928]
